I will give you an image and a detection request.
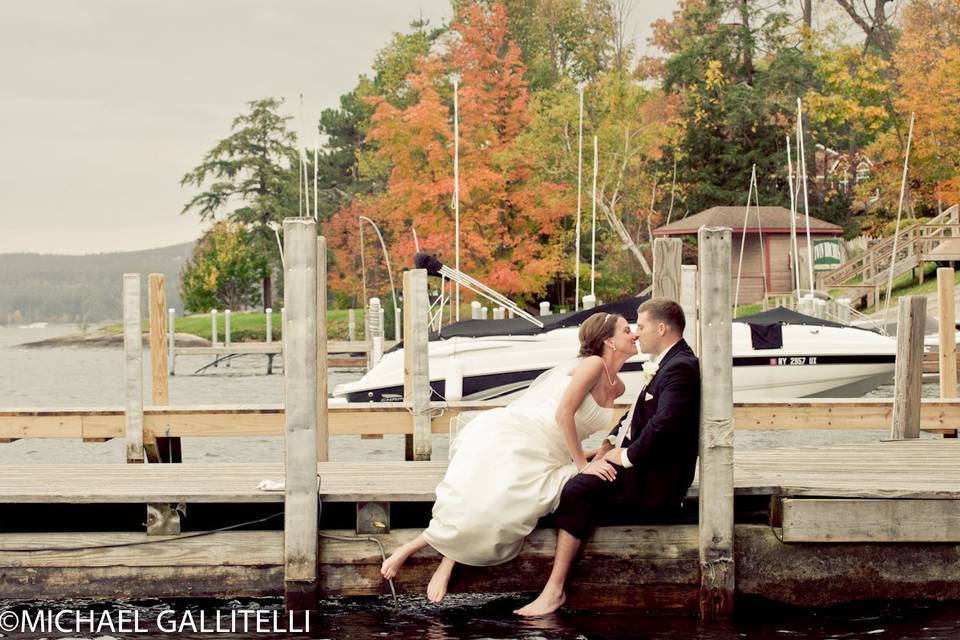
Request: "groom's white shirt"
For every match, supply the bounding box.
[615,341,676,468]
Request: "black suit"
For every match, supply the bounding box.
[552,339,701,541]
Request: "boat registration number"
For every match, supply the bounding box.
[770,356,817,366]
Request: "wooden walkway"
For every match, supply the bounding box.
[0,441,959,605]
[0,441,956,504]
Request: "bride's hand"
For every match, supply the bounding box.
[580,459,617,482]
[583,448,599,461]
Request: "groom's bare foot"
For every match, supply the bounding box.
[514,586,566,617]
[426,558,455,603]
[380,548,409,580]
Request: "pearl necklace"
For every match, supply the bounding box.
[600,359,616,386]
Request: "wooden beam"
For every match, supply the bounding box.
[653,237,683,301]
[938,269,957,423]
[282,218,319,611]
[697,226,735,620]
[316,236,329,462]
[149,273,178,463]
[403,269,431,461]
[681,265,699,356]
[4,399,960,441]
[780,498,960,542]
[123,273,145,463]
[891,296,926,440]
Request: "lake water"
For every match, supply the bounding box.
[0,324,956,639]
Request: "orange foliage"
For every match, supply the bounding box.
[326,1,571,302]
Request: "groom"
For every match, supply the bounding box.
[516,298,701,616]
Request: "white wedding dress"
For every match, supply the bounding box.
[423,374,614,566]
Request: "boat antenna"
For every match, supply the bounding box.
[359,216,399,319]
[313,135,319,221]
[734,164,756,312]
[574,82,584,311]
[664,153,678,226]
[452,74,461,322]
[414,253,543,328]
[590,135,598,298]
[786,136,801,296]
[797,98,815,293]
[882,112,916,330]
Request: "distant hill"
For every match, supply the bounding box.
[0,242,195,325]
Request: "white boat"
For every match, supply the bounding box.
[334,301,897,403]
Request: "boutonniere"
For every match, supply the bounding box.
[640,360,659,386]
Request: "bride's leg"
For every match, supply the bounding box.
[426,556,456,603]
[381,533,430,580]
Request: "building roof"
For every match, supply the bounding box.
[653,206,843,236]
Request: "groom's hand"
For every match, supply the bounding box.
[581,458,617,482]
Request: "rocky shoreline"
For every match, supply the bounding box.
[20,330,211,348]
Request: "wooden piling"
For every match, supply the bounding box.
[282,219,319,612]
[122,274,144,464]
[681,265,699,356]
[697,227,735,620]
[316,237,329,463]
[938,269,957,403]
[653,237,682,301]
[891,296,927,440]
[168,308,176,376]
[348,309,356,342]
[403,269,431,461]
[148,274,177,463]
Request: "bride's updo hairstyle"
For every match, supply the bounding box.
[578,312,624,358]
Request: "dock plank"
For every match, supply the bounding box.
[0,442,957,503]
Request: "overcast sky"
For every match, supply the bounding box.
[0,0,677,255]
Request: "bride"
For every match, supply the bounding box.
[380,310,639,602]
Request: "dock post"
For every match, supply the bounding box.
[681,265,699,356]
[168,307,176,376]
[697,227,735,620]
[282,218,319,613]
[122,273,145,464]
[891,295,927,440]
[266,308,273,343]
[938,269,957,407]
[348,308,356,342]
[210,309,218,346]
[368,298,383,366]
[395,306,402,342]
[317,237,329,462]
[148,274,178,463]
[403,268,431,461]
[653,237,682,301]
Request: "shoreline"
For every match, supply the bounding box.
[18,329,211,349]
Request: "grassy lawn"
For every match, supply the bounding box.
[102,309,368,342]
[862,263,960,314]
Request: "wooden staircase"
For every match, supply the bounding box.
[817,205,960,306]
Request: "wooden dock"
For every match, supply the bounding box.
[1,441,959,607]
[7,221,960,616]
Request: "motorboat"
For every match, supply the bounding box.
[334,298,898,403]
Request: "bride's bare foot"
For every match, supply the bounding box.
[426,557,455,603]
[514,585,566,617]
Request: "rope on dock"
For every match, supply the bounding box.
[0,512,285,552]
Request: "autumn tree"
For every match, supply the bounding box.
[856,0,960,225]
[327,1,571,303]
[180,222,268,313]
[645,0,813,215]
[180,98,299,310]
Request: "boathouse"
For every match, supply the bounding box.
[653,206,844,304]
